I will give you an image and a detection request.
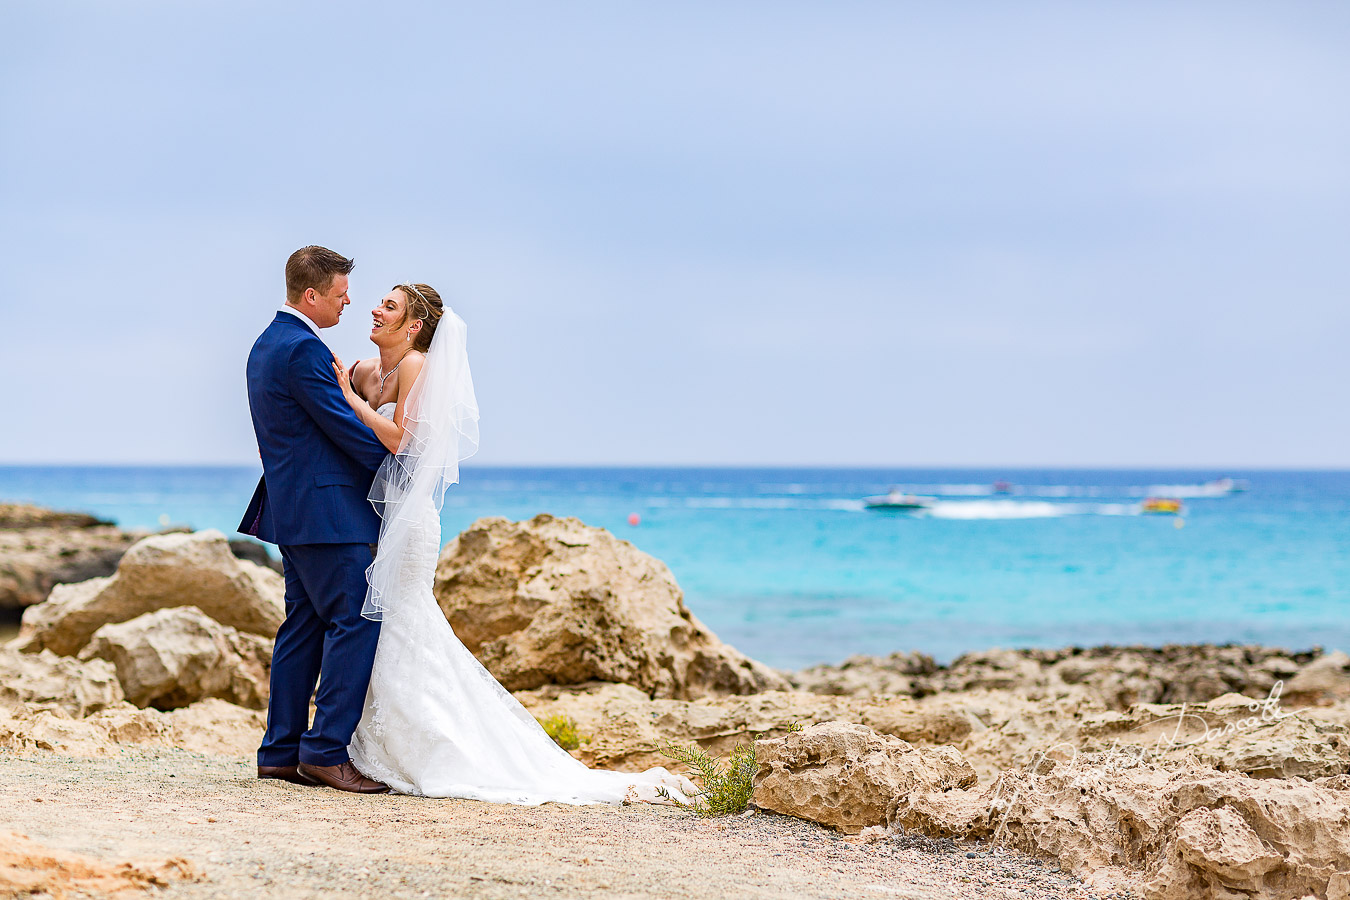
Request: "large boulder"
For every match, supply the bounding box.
[78,607,271,710]
[888,756,1350,900]
[15,529,283,656]
[751,722,977,833]
[0,646,124,717]
[435,515,789,699]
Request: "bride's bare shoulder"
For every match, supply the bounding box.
[349,358,379,400]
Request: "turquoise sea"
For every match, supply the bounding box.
[2,467,1346,669]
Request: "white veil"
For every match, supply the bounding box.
[362,307,479,620]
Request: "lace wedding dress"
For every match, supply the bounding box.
[348,375,692,805]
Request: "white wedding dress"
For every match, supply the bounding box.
[348,386,692,805]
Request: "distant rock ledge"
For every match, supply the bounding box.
[0,503,144,610]
[0,502,278,611]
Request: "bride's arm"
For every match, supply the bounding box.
[332,353,425,453]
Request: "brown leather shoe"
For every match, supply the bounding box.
[296,761,390,794]
[257,765,313,785]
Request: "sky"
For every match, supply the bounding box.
[1,1,1347,467]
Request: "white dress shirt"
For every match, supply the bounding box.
[277,304,326,342]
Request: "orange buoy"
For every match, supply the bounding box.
[627,513,641,526]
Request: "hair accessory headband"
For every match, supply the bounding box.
[401,282,429,305]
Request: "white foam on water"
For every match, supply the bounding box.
[922,501,1139,519]
[925,500,1070,519]
[873,481,1237,499]
[1142,482,1234,498]
[633,497,1142,517]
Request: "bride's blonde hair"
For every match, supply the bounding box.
[394,283,444,353]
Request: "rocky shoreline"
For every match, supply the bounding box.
[3,503,1348,899]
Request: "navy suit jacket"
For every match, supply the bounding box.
[239,313,389,545]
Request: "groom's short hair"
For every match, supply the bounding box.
[285,246,355,303]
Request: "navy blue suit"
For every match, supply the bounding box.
[240,312,390,768]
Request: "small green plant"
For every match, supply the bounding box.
[537,714,587,751]
[656,739,758,817]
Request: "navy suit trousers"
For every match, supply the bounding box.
[258,543,381,768]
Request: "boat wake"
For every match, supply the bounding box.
[643,497,1158,518]
[876,478,1243,500]
[921,500,1136,520]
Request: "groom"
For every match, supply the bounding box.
[240,245,390,794]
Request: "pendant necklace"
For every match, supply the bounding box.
[378,352,410,400]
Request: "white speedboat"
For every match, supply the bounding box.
[863,490,935,510]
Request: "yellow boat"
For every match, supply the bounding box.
[1141,497,1184,515]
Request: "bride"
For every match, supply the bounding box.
[333,283,693,805]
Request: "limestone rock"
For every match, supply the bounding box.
[78,607,271,710]
[887,756,1350,900]
[941,688,1350,783]
[0,646,124,717]
[1285,651,1350,706]
[751,722,976,833]
[0,697,263,757]
[514,683,976,774]
[227,539,282,573]
[1316,773,1350,791]
[435,515,788,699]
[791,651,938,696]
[797,644,1316,709]
[1170,806,1283,886]
[931,691,1110,780]
[0,525,140,610]
[15,529,284,656]
[0,503,111,529]
[1069,693,1350,781]
[162,698,267,756]
[0,703,164,755]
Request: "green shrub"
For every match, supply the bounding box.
[656,740,758,817]
[537,714,587,751]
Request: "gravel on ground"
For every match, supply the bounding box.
[0,748,1139,899]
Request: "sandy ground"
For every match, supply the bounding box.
[0,747,1141,900]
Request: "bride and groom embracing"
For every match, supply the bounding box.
[240,245,690,804]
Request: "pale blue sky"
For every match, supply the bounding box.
[2,1,1347,465]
